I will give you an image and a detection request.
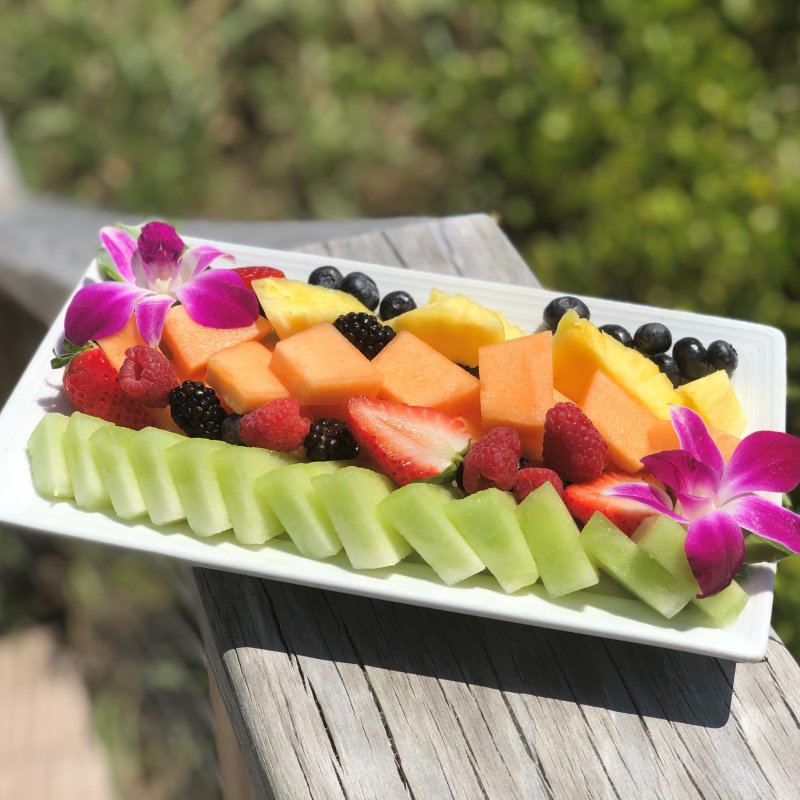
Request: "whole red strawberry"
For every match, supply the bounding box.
[543,402,607,483]
[233,266,286,290]
[62,346,154,430]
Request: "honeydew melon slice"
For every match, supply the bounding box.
[632,515,749,626]
[27,413,73,499]
[444,488,539,593]
[90,425,147,520]
[312,466,413,569]
[165,439,232,537]
[257,462,343,559]
[581,513,694,619]
[516,481,598,597]
[62,412,113,510]
[213,446,296,545]
[376,483,484,585]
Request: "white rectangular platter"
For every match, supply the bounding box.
[0,238,785,662]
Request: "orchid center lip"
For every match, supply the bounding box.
[151,277,174,295]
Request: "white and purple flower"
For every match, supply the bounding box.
[607,405,800,597]
[65,221,258,348]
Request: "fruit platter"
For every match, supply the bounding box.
[1,221,797,662]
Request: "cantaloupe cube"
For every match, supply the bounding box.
[97,314,147,371]
[160,306,271,381]
[270,323,383,406]
[372,331,480,418]
[479,331,553,461]
[206,341,290,414]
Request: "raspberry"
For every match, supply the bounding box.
[461,427,521,495]
[118,346,179,408]
[239,397,311,452]
[543,402,607,483]
[513,467,564,503]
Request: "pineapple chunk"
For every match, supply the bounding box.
[676,370,746,436]
[428,288,524,343]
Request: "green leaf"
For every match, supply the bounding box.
[50,339,92,369]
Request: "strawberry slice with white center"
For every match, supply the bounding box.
[346,397,471,487]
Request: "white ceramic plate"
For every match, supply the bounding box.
[0,239,785,662]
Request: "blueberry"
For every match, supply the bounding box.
[341,271,380,311]
[673,337,710,381]
[308,265,344,290]
[649,353,681,389]
[707,340,738,376]
[543,296,590,332]
[459,363,480,378]
[221,414,243,446]
[379,290,417,321]
[633,322,672,355]
[599,324,633,348]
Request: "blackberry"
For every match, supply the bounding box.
[308,265,344,290]
[543,296,590,332]
[304,419,360,461]
[341,272,380,311]
[707,340,738,376]
[333,312,395,359]
[379,290,416,321]
[633,322,672,355]
[599,323,633,348]
[169,381,227,439]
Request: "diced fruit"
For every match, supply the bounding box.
[706,340,738,376]
[239,397,310,452]
[90,425,147,520]
[232,266,285,290]
[117,346,178,408]
[168,381,227,439]
[160,305,271,381]
[372,331,480,418]
[428,288,524,341]
[512,467,564,503]
[270,322,383,406]
[165,439,232,537]
[27,413,73,499]
[632,515,749,626]
[333,312,395,359]
[312,466,413,569]
[62,412,113,510]
[377,483,484,585]
[214,446,296,544]
[479,332,553,461]
[649,353,681,389]
[516,481,599,597]
[633,323,671,355]
[672,337,710,381]
[444,489,539,593]
[647,418,740,463]
[341,272,380,311]
[580,513,694,619]
[563,470,661,536]
[598,324,632,348]
[379,290,416,321]
[543,402,607,483]
[308,265,344,290]
[304,419,360,461]
[253,278,371,339]
[257,462,343,559]
[347,396,471,486]
[96,313,147,371]
[462,427,521,495]
[127,427,187,525]
[205,341,290,414]
[676,370,746,437]
[543,296,590,332]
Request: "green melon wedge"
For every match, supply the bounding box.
[126,427,187,526]
[62,412,114,510]
[444,488,539,593]
[257,462,343,559]
[213,446,297,545]
[632,515,749,626]
[27,413,73,499]
[90,424,147,520]
[581,512,694,619]
[312,466,413,569]
[377,483,484,585]
[516,481,598,597]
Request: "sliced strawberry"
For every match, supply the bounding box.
[563,470,664,536]
[346,397,471,487]
[233,266,286,290]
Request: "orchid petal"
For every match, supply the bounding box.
[641,449,719,499]
[64,282,147,345]
[684,511,745,598]
[673,492,716,521]
[177,246,234,284]
[669,406,725,480]
[721,431,800,500]
[137,222,185,282]
[134,294,175,347]
[604,482,686,520]
[725,494,800,555]
[99,227,137,283]
[175,269,259,328]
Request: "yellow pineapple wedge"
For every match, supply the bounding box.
[676,370,746,436]
[552,310,680,419]
[427,289,525,342]
[252,278,371,339]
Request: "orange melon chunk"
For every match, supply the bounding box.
[270,323,383,406]
[206,341,290,414]
[97,314,147,371]
[479,331,553,461]
[161,306,271,381]
[372,331,480,418]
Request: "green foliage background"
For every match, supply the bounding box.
[1,0,799,794]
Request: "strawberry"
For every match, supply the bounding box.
[563,470,663,536]
[61,346,154,430]
[233,266,286,290]
[346,397,471,487]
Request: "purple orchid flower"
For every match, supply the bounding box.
[64,222,259,347]
[606,406,800,597]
